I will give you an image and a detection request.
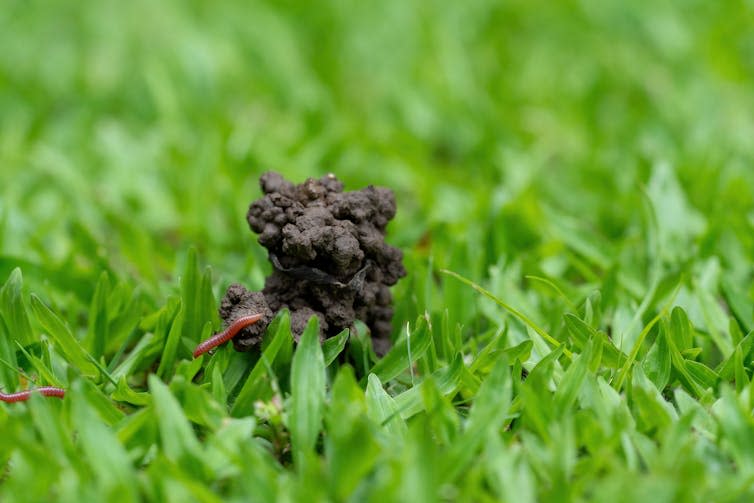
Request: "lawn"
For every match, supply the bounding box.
[2,1,754,501]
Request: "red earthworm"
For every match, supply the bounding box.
[0,386,65,403]
[193,314,264,358]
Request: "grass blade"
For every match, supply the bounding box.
[322,328,349,366]
[30,294,99,376]
[442,358,511,481]
[289,315,326,466]
[366,373,407,439]
[0,268,34,347]
[230,311,292,417]
[367,316,430,384]
[441,269,571,359]
[156,300,184,379]
[148,375,205,477]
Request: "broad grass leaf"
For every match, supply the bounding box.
[554,346,590,416]
[717,330,754,381]
[230,310,292,417]
[469,334,531,375]
[459,364,482,395]
[177,247,219,353]
[231,440,282,503]
[502,339,534,364]
[115,407,155,448]
[322,328,349,366]
[631,366,676,432]
[70,381,139,502]
[0,320,19,390]
[112,376,151,406]
[218,350,253,398]
[643,325,671,390]
[421,375,459,446]
[713,386,754,474]
[85,271,110,359]
[669,307,694,351]
[695,285,734,358]
[673,388,715,438]
[442,358,511,481]
[112,297,180,382]
[104,281,142,357]
[0,268,34,347]
[77,377,126,425]
[174,335,206,381]
[110,332,159,383]
[734,346,750,392]
[30,294,99,376]
[145,456,224,503]
[210,366,226,404]
[368,316,430,384]
[366,373,407,439]
[397,416,440,502]
[564,313,625,368]
[156,300,184,379]
[326,366,379,500]
[393,354,465,420]
[171,377,226,431]
[442,269,569,357]
[614,290,677,392]
[721,278,752,333]
[684,360,718,390]
[729,316,745,347]
[14,342,61,387]
[180,247,200,342]
[588,334,604,372]
[348,320,377,376]
[520,346,563,438]
[439,309,458,360]
[662,319,705,398]
[289,315,325,466]
[148,374,205,477]
[26,391,70,463]
[483,434,536,503]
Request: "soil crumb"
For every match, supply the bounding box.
[220,172,406,355]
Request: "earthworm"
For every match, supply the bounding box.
[192,314,264,358]
[0,386,66,403]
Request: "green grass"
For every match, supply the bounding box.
[2,0,754,501]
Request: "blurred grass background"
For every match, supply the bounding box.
[3,1,754,500]
[3,0,753,302]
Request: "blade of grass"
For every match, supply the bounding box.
[441,269,571,359]
[148,374,205,477]
[0,268,34,347]
[85,271,110,359]
[30,294,100,377]
[441,358,512,481]
[322,328,349,366]
[230,311,292,417]
[289,315,325,467]
[613,283,681,391]
[366,373,407,439]
[366,316,430,385]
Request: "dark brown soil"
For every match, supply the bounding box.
[219,172,406,354]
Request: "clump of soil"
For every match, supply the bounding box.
[220,172,406,354]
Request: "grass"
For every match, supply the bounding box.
[2,0,754,501]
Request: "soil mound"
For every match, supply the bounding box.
[220,172,406,354]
